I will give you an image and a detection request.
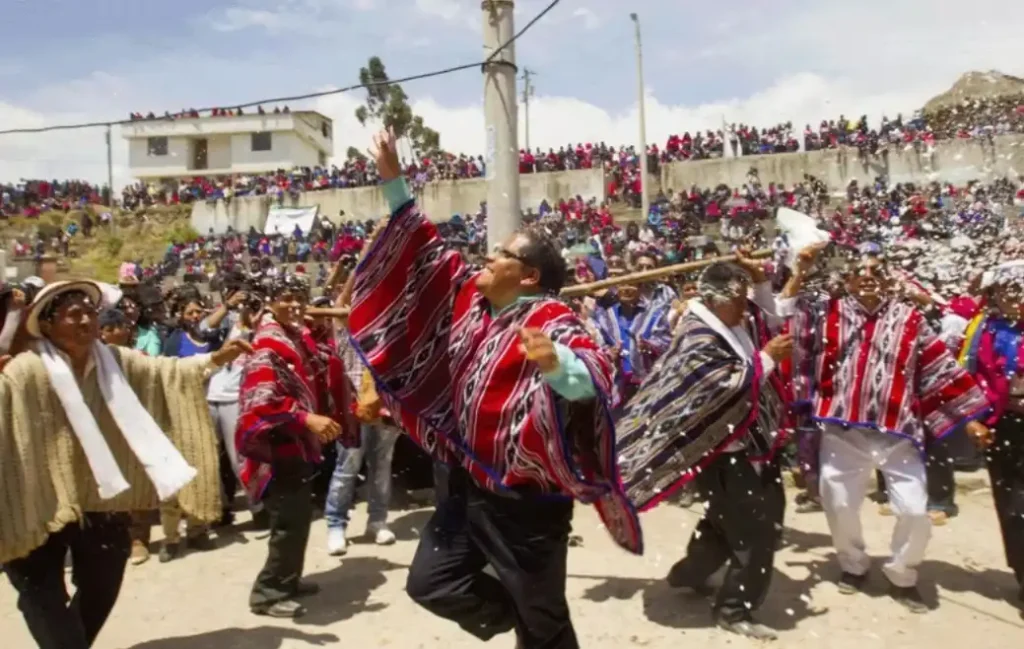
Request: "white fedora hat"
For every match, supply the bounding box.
[25,280,103,339]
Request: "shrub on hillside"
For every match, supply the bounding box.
[164,222,200,244]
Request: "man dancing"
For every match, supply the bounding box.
[0,280,251,648]
[348,129,642,649]
[782,244,989,612]
[616,257,791,640]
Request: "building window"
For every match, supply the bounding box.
[319,152,327,166]
[251,132,272,152]
[321,122,331,139]
[147,136,168,156]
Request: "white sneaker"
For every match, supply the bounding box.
[326,528,348,556]
[373,527,396,546]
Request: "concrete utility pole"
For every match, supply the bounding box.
[482,0,520,250]
[521,67,536,151]
[630,13,650,221]
[105,124,116,233]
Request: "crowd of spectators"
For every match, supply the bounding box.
[1,179,109,219]
[127,105,292,121]
[4,94,1024,220]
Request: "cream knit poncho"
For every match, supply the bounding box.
[0,346,222,564]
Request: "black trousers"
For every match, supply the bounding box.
[988,414,1024,591]
[669,453,785,623]
[4,512,131,649]
[250,459,315,608]
[406,468,577,649]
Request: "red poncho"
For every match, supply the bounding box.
[236,316,358,502]
[349,202,643,555]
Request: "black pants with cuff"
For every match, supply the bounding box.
[4,512,131,649]
[989,414,1024,594]
[250,457,315,609]
[406,468,577,649]
[669,452,785,623]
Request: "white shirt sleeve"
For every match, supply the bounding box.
[758,351,776,382]
[749,281,777,316]
[775,296,800,318]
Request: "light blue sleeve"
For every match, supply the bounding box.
[381,177,413,215]
[542,343,597,401]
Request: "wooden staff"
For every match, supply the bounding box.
[559,249,772,298]
[306,306,350,318]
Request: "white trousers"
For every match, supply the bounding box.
[819,425,931,588]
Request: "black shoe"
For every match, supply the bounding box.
[889,584,928,614]
[837,571,867,595]
[215,510,235,528]
[717,619,778,641]
[158,542,179,563]
[251,599,306,618]
[666,560,714,596]
[293,582,321,599]
[251,509,270,531]
[186,533,214,551]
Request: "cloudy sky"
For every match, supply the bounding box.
[1,0,1022,188]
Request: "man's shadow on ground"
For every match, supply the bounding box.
[579,526,1022,632]
[127,556,405,648]
[384,508,433,542]
[127,627,339,649]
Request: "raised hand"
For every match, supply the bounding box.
[369,128,401,182]
[795,242,827,273]
[735,247,767,283]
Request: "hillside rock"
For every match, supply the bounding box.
[924,70,1024,113]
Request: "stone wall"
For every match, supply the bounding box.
[191,135,1024,235]
[660,135,1023,192]
[191,167,607,234]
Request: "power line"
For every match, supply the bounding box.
[0,0,563,137]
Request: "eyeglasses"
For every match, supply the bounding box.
[493,246,533,266]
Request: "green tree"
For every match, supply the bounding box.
[346,146,367,161]
[355,56,442,157]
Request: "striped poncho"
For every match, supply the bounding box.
[590,299,673,408]
[616,302,787,511]
[786,294,989,444]
[236,316,359,502]
[348,201,643,555]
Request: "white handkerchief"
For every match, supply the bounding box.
[776,207,830,268]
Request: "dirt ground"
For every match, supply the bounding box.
[2,480,1022,649]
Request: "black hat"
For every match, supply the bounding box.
[99,308,129,328]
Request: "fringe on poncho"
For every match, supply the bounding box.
[0,347,222,564]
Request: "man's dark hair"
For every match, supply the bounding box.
[518,225,568,294]
[99,308,129,328]
[40,290,93,323]
[698,261,750,304]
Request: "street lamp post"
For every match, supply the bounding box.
[630,13,649,222]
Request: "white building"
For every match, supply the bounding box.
[121,110,333,181]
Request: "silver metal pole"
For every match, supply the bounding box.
[630,13,649,221]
